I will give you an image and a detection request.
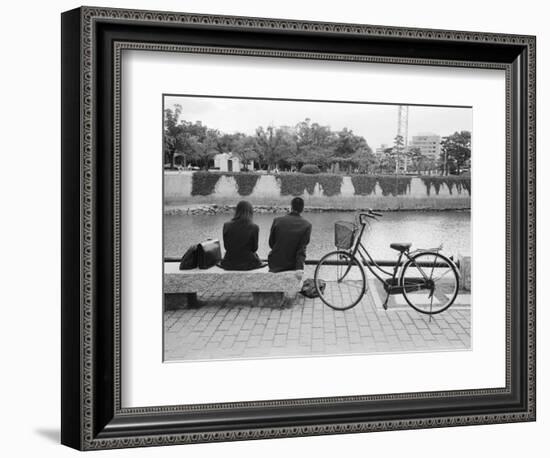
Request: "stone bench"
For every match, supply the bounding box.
[164,262,303,309]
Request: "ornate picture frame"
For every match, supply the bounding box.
[61,6,536,450]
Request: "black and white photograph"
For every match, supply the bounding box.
[52,1,541,452]
[163,95,473,362]
[1,0,546,454]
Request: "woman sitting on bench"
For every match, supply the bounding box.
[219,200,265,271]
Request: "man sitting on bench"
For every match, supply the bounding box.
[267,197,312,274]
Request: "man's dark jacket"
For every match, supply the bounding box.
[268,212,312,272]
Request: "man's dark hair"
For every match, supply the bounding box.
[291,197,305,214]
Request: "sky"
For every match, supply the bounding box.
[164,95,472,149]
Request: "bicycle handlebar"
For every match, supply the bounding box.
[358,209,383,223]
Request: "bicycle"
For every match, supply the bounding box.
[314,210,460,314]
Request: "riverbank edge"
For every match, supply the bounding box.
[165,204,471,215]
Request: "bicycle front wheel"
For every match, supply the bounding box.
[400,251,459,315]
[314,250,366,311]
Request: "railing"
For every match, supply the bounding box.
[164,257,457,268]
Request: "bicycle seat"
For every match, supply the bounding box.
[390,243,412,253]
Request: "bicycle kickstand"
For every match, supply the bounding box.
[382,292,390,311]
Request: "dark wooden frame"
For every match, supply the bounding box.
[61,6,536,450]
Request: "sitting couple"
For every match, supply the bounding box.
[220,197,312,273]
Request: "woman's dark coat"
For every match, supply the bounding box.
[219,219,263,270]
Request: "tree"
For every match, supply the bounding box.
[332,128,375,173]
[294,119,335,170]
[441,131,471,175]
[163,105,184,167]
[353,148,377,173]
[255,126,296,170]
[188,129,218,169]
[408,147,424,173]
[392,134,405,173]
[232,135,258,170]
[378,146,396,173]
[375,137,403,174]
[163,105,212,168]
[212,132,244,155]
[426,157,438,175]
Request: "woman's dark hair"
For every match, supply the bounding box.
[233,200,254,222]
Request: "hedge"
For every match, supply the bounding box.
[277,173,343,197]
[234,173,261,196]
[317,175,343,197]
[350,175,377,196]
[300,164,321,174]
[421,176,471,196]
[377,176,412,196]
[190,171,470,198]
[191,172,261,196]
[278,173,317,196]
[191,172,221,196]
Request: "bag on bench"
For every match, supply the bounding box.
[197,239,221,269]
[179,244,198,270]
[179,239,221,270]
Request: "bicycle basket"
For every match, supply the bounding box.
[334,221,357,249]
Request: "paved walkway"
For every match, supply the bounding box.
[164,273,471,361]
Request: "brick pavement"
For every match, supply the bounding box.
[164,275,471,361]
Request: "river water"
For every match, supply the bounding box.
[164,211,470,261]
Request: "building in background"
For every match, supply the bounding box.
[213,152,242,172]
[410,133,441,160]
[375,143,389,159]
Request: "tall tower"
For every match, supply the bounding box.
[396,105,409,173]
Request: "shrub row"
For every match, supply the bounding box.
[377,176,412,196]
[278,173,317,196]
[191,172,261,196]
[276,173,343,197]
[191,172,221,196]
[420,176,471,196]
[317,175,343,197]
[234,173,261,196]
[351,175,411,196]
[190,172,471,197]
[350,175,377,196]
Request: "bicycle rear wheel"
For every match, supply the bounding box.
[399,251,459,315]
[314,250,366,311]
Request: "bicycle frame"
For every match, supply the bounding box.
[347,219,446,295]
[349,220,396,280]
